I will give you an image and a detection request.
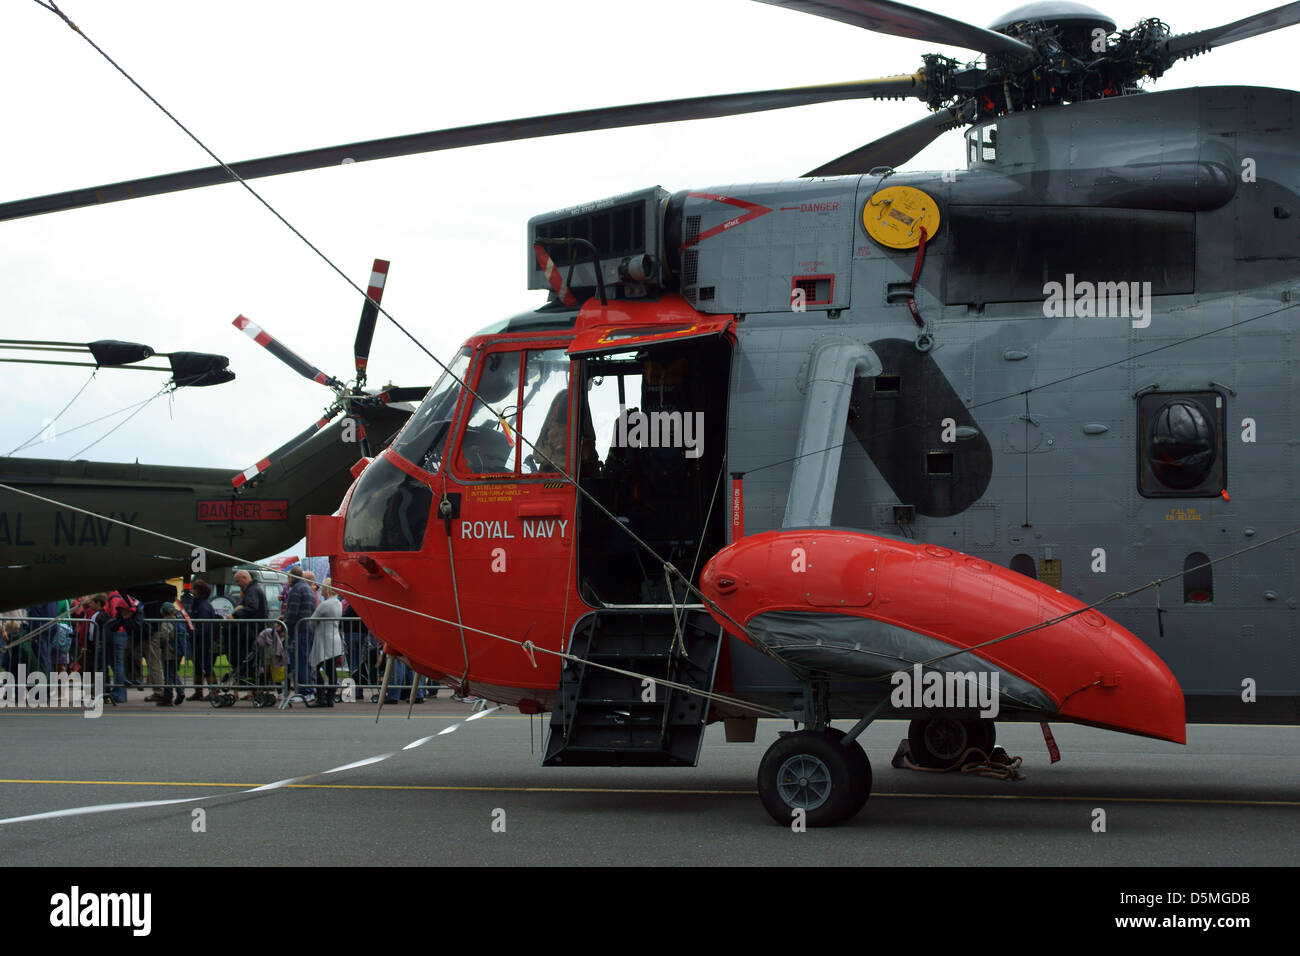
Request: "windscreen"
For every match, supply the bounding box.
[342,457,432,553]
[390,348,472,474]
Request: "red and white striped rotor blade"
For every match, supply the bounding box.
[230,407,342,488]
[354,258,389,385]
[233,315,345,390]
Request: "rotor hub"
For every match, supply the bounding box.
[990,2,1116,36]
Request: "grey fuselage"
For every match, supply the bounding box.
[667,85,1298,722]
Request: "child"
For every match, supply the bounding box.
[53,620,74,673]
[154,603,184,707]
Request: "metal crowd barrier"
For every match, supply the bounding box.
[2,613,449,707]
[281,615,448,704]
[1,616,70,677]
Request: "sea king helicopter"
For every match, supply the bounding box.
[5,0,1300,826]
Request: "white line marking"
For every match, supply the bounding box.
[324,754,393,774]
[0,707,500,825]
[0,796,204,826]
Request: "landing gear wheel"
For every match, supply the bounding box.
[963,718,996,756]
[908,717,970,769]
[825,727,873,820]
[757,729,871,827]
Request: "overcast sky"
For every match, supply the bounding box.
[1,0,1292,478]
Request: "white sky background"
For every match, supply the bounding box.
[0,0,1291,472]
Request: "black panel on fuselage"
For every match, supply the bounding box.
[944,206,1196,306]
[844,339,992,518]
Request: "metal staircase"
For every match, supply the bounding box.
[543,608,723,767]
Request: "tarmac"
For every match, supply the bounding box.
[1,690,1297,866]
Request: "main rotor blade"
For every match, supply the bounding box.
[231,405,343,489]
[0,76,924,223]
[754,0,1034,57]
[804,100,974,176]
[232,315,346,390]
[1165,1,1300,58]
[353,259,389,387]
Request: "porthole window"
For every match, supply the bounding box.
[1138,391,1226,497]
[1150,401,1214,487]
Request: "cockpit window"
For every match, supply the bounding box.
[391,348,471,474]
[520,349,572,474]
[456,350,523,475]
[454,347,574,476]
[343,457,432,552]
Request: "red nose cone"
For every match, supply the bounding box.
[702,530,1185,744]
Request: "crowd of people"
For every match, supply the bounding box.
[1,566,438,707]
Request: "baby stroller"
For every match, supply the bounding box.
[210,622,284,708]
[208,671,241,708]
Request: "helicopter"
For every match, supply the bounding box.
[0,263,422,609]
[5,0,1300,827]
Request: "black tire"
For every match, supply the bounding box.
[757,730,863,827]
[963,718,996,756]
[824,727,873,820]
[907,717,970,769]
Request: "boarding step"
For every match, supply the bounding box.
[543,608,722,767]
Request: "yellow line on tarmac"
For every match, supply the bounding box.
[1,778,1297,806]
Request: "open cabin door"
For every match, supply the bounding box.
[568,323,733,606]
